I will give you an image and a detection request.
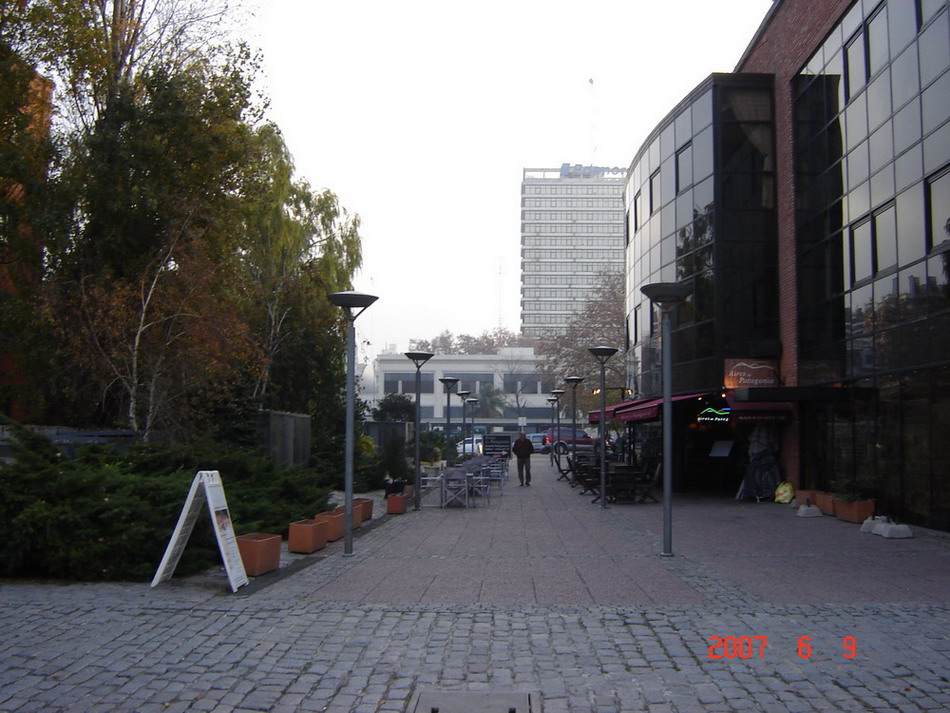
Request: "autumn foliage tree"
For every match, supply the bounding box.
[537,269,628,418]
[1,1,363,445]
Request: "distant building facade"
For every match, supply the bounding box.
[622,0,949,530]
[369,348,558,435]
[520,164,626,338]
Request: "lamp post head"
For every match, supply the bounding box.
[565,375,585,387]
[327,290,378,318]
[588,346,619,365]
[641,281,690,306]
[456,389,471,400]
[550,388,565,398]
[404,351,434,369]
[465,398,479,405]
[546,396,558,404]
[439,376,459,392]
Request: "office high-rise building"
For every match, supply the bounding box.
[520,164,626,338]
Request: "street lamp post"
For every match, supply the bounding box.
[327,290,378,556]
[564,376,585,477]
[466,398,479,456]
[438,377,458,464]
[588,346,619,510]
[550,388,564,473]
[455,390,470,460]
[405,351,435,511]
[546,396,558,464]
[641,281,690,556]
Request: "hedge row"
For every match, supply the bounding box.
[0,422,332,581]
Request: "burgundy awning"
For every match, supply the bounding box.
[587,399,639,423]
[592,393,707,423]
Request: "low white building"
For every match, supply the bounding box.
[365,347,559,436]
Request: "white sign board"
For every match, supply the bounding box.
[150,470,248,592]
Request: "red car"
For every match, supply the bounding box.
[544,427,595,454]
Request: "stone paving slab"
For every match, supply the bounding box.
[1,457,949,712]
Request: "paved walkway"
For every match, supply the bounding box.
[2,458,949,712]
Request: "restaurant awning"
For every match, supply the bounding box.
[587,400,640,423]
[590,392,708,423]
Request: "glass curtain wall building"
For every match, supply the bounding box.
[623,0,948,529]
[521,164,626,338]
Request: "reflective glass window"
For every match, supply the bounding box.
[899,261,929,322]
[868,6,889,76]
[867,69,892,130]
[875,204,898,272]
[675,107,692,146]
[693,127,714,182]
[852,218,874,284]
[692,89,713,132]
[928,253,950,312]
[890,45,921,110]
[888,0,918,56]
[846,93,869,152]
[650,170,661,213]
[871,163,896,207]
[922,0,945,24]
[869,121,894,174]
[929,167,950,249]
[897,182,927,264]
[676,143,693,193]
[921,69,950,135]
[896,144,924,191]
[919,10,950,86]
[847,32,867,98]
[848,141,871,185]
[894,98,922,153]
[923,120,950,174]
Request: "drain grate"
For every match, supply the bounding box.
[408,690,539,713]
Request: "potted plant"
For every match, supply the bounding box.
[830,470,878,524]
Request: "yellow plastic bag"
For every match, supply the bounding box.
[774,481,795,504]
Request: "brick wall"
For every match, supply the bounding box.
[735,0,855,487]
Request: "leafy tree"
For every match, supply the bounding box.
[410,327,535,355]
[372,393,415,422]
[474,383,506,418]
[538,269,627,418]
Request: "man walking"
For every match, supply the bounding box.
[512,431,535,486]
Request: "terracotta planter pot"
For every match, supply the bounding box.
[834,498,875,524]
[354,497,374,521]
[814,491,836,516]
[314,511,344,541]
[236,533,281,576]
[387,493,406,515]
[794,489,819,507]
[333,504,363,529]
[288,519,328,553]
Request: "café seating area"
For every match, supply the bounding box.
[562,450,661,505]
[419,455,509,508]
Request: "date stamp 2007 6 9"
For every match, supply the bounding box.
[708,635,858,660]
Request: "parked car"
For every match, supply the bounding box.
[527,433,549,454]
[544,427,594,445]
[454,436,483,455]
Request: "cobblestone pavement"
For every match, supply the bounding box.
[2,459,949,712]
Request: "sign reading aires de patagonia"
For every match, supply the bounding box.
[724,359,780,390]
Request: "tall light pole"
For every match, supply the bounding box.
[439,377,458,464]
[565,376,585,477]
[466,398,479,456]
[327,290,378,556]
[405,351,435,511]
[455,390,470,460]
[642,281,690,556]
[588,346,618,510]
[546,396,558,465]
[550,388,565,472]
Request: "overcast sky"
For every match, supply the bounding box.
[246,0,773,360]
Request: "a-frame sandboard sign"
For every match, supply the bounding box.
[150,470,249,592]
